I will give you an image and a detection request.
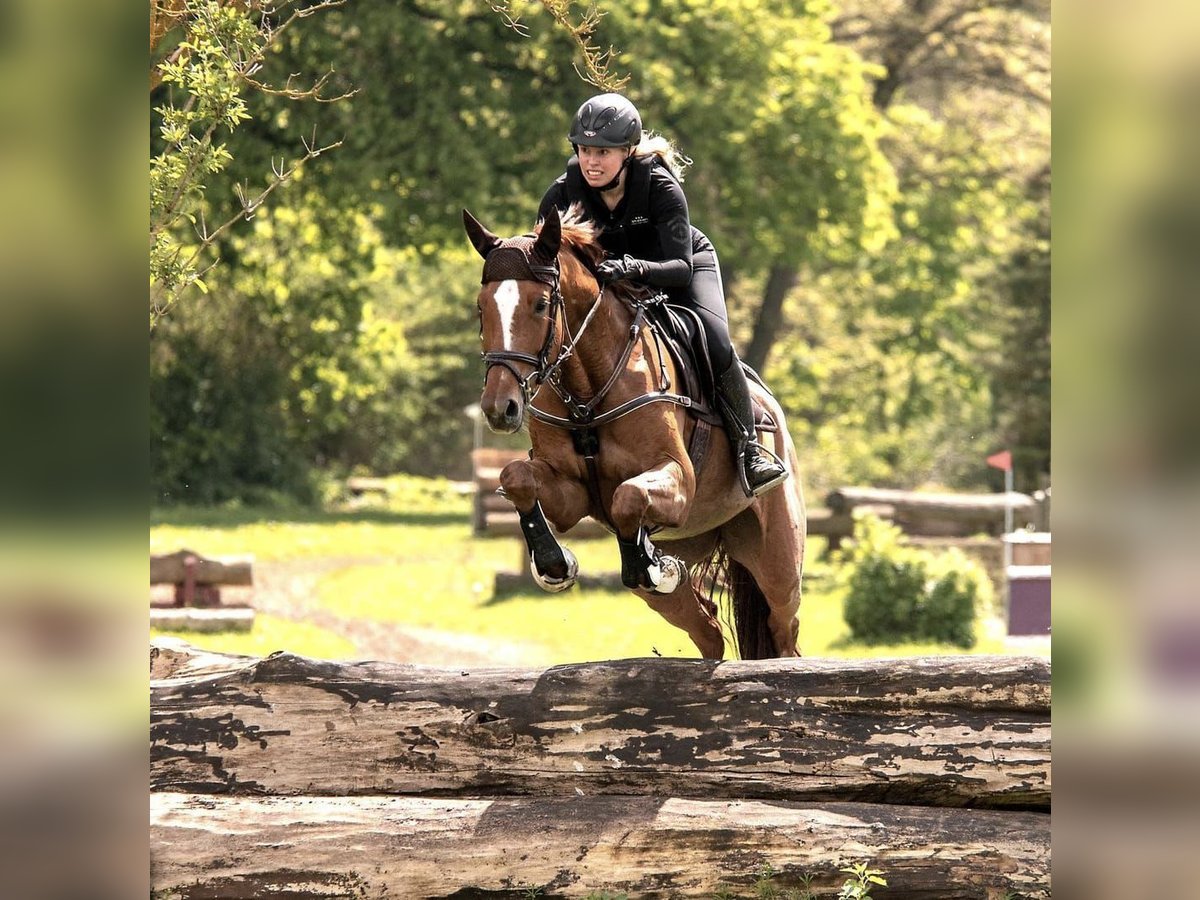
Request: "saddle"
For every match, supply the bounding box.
[642,299,779,435]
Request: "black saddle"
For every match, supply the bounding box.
[643,300,778,434]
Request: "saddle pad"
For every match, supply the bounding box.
[649,303,777,433]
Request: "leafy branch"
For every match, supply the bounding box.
[149,0,352,326]
[491,1,628,91]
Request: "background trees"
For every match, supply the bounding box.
[149,0,1050,503]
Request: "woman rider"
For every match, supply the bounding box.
[537,92,788,497]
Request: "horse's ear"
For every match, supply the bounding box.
[533,206,562,263]
[463,209,501,259]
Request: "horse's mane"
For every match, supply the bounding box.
[535,203,605,266]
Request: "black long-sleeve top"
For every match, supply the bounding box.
[537,155,714,290]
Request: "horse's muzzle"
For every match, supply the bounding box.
[480,384,523,434]
[482,396,523,433]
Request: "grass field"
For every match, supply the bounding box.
[151,477,1048,664]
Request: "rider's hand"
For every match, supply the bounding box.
[597,255,645,285]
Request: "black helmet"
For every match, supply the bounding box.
[568,93,642,148]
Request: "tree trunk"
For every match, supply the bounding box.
[151,793,1049,899]
[743,264,798,372]
[151,648,1050,810]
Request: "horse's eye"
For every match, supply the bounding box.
[534,295,550,315]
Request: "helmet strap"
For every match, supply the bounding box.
[596,150,634,193]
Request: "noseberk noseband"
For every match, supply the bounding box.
[479,242,564,404]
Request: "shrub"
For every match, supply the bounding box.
[920,548,991,646]
[839,513,987,648]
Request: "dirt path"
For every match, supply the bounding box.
[251,559,540,667]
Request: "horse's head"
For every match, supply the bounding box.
[463,206,563,433]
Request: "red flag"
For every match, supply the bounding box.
[986,450,1013,471]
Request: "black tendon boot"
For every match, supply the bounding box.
[715,358,789,497]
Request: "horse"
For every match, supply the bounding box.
[462,204,806,659]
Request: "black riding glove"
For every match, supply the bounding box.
[596,255,646,285]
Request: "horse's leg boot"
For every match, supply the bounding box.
[715,358,789,498]
[519,501,578,592]
[618,526,683,594]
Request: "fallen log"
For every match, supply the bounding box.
[825,487,1038,536]
[150,793,1050,899]
[151,646,1050,810]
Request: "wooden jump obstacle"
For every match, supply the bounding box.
[150,641,1050,898]
[150,550,255,632]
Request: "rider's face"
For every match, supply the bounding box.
[578,145,631,189]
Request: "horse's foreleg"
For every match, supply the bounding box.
[500,458,590,592]
[611,460,692,594]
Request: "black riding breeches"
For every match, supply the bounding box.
[683,248,735,374]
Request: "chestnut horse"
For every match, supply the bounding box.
[463,205,805,659]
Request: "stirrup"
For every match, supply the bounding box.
[739,444,789,497]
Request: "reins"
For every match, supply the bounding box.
[480,240,697,532]
[529,294,695,430]
[481,246,693,432]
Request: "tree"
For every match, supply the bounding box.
[150,0,632,500]
[150,0,352,325]
[829,0,1050,114]
[990,162,1049,492]
[573,0,900,374]
[149,0,622,326]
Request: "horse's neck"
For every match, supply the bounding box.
[560,286,663,403]
[555,248,664,402]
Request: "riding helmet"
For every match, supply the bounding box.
[568,93,643,148]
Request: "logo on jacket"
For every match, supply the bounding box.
[630,216,650,225]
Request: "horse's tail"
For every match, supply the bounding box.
[691,543,774,660]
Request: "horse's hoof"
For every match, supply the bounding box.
[531,547,578,593]
[649,555,684,594]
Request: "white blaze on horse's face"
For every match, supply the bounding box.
[478,278,547,434]
[493,280,521,350]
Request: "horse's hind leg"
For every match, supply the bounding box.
[634,580,725,659]
[724,502,805,658]
[500,458,590,591]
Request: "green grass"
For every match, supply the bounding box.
[154,613,357,660]
[315,562,694,665]
[151,485,1048,663]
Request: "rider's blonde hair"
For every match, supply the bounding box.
[632,131,692,181]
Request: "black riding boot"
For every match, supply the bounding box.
[715,358,789,497]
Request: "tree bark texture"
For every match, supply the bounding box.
[151,649,1050,810]
[744,264,799,373]
[150,793,1050,899]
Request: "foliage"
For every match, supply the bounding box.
[150,0,349,325]
[837,863,887,900]
[838,513,990,648]
[767,100,1026,495]
[592,0,898,274]
[151,197,398,503]
[990,165,1050,492]
[147,0,1050,505]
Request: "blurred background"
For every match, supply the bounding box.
[148,0,1051,505]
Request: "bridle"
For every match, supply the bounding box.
[478,238,698,533]
[480,257,565,405]
[479,242,694,432]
